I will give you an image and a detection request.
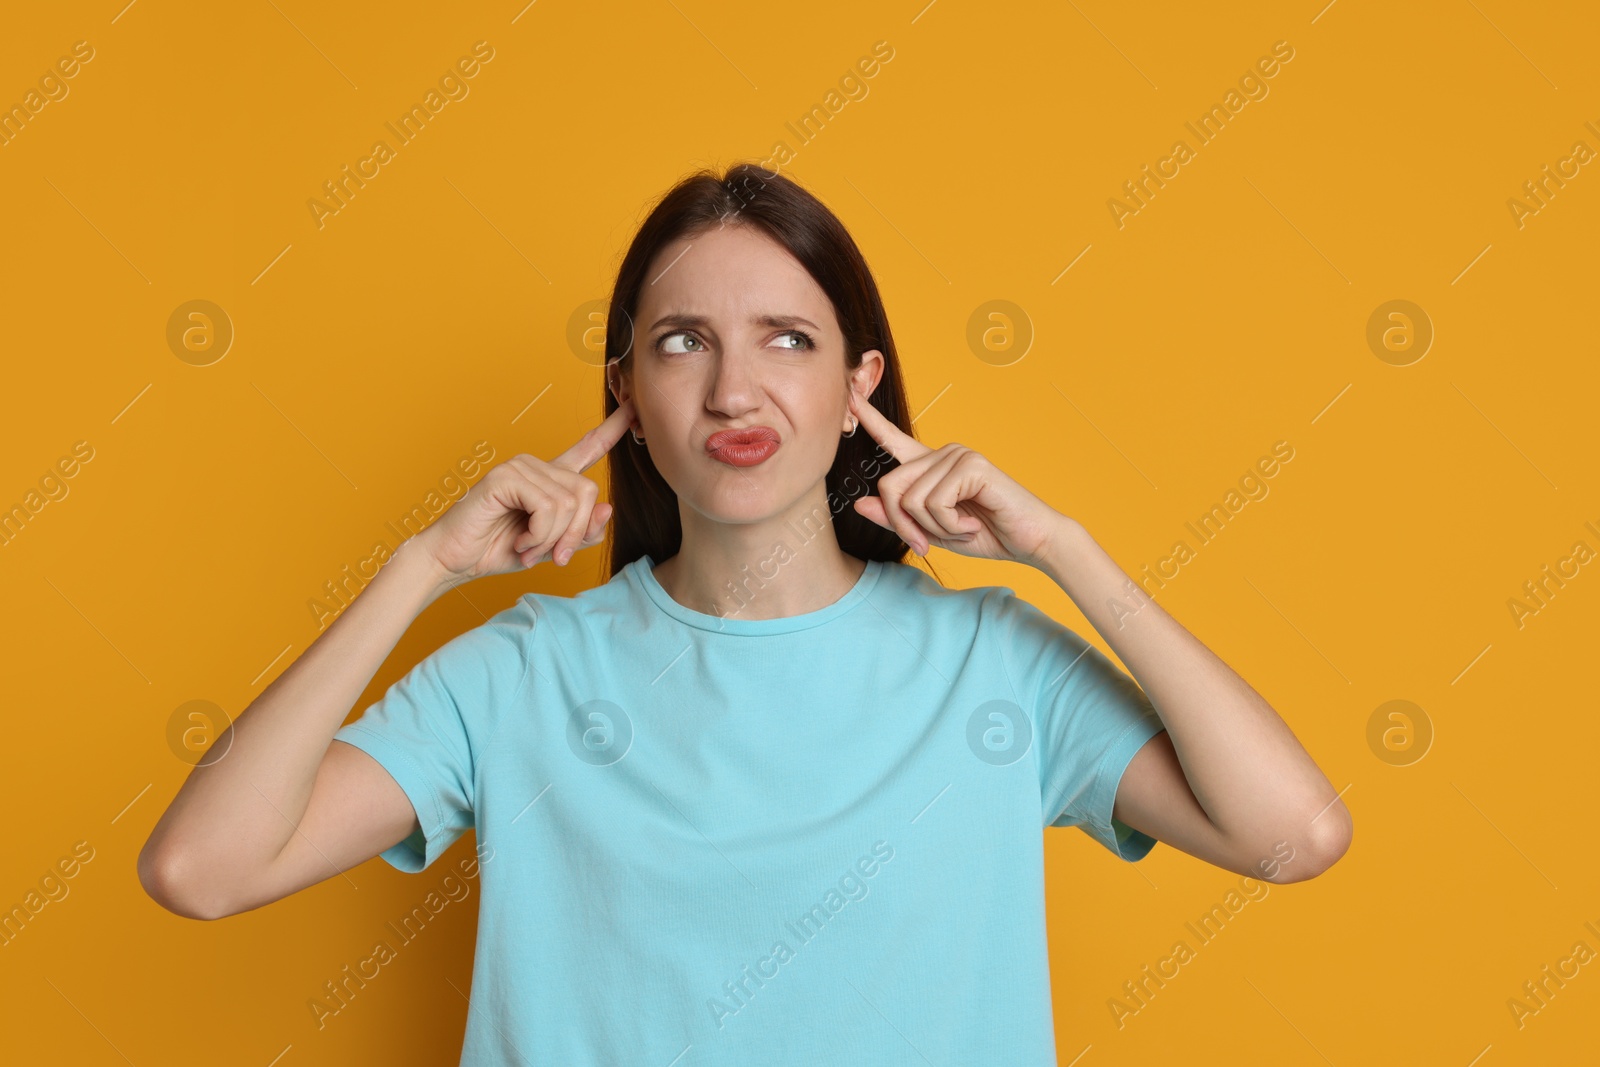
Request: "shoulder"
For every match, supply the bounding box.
[410,570,637,696]
[876,563,1024,614]
[426,568,629,660]
[878,564,1089,671]
[871,559,1030,629]
[412,594,539,684]
[508,561,643,637]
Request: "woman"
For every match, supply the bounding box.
[139,163,1351,1065]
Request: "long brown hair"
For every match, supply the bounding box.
[601,162,934,583]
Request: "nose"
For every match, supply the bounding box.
[705,348,763,420]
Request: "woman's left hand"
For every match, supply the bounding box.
[847,391,1066,568]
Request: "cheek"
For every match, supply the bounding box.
[767,374,838,431]
[639,393,696,446]
[635,392,697,473]
[630,368,682,429]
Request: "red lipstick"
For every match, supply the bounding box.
[705,426,781,467]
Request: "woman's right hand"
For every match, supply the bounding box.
[415,400,638,584]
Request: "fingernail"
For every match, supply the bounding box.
[557,549,571,566]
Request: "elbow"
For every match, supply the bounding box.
[1305,798,1354,877]
[137,841,230,921]
[1232,801,1352,884]
[1276,801,1353,883]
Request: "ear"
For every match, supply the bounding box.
[607,361,632,408]
[608,362,644,434]
[849,349,885,403]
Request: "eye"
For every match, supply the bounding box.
[655,331,703,355]
[774,329,817,351]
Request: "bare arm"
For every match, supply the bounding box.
[1037,515,1353,881]
[137,542,455,919]
[838,388,1352,882]
[138,407,636,921]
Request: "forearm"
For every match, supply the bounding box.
[1035,514,1348,862]
[140,537,452,886]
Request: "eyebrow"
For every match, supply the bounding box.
[647,312,821,333]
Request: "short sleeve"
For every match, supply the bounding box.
[990,588,1167,861]
[332,596,535,873]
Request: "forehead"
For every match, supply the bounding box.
[638,223,838,332]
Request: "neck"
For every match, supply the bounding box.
[651,489,865,621]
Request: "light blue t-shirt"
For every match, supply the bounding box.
[332,553,1167,1066]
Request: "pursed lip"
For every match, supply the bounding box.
[704,426,781,452]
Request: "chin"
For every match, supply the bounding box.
[693,498,784,525]
[685,483,799,525]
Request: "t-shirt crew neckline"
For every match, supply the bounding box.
[632,552,884,636]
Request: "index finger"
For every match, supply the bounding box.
[551,399,636,473]
[849,390,930,463]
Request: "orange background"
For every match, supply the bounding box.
[3,1,1597,1063]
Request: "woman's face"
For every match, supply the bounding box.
[609,222,883,526]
